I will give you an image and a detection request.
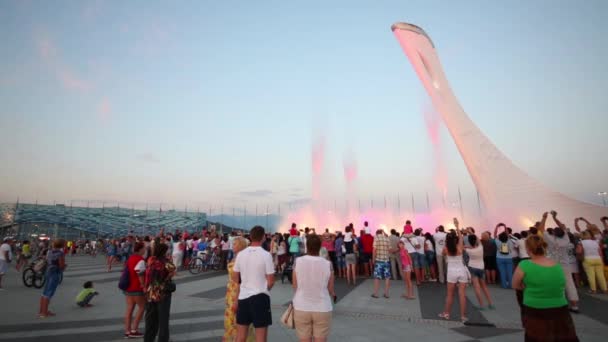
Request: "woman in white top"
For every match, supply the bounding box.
[439,218,470,323]
[465,234,494,310]
[172,236,184,269]
[576,230,607,294]
[292,234,336,342]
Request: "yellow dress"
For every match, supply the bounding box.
[223,261,255,342]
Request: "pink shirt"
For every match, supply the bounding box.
[322,239,335,252]
[403,224,413,235]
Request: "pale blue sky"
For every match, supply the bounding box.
[0,0,607,210]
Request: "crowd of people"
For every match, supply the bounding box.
[1,212,608,341]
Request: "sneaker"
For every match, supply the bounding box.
[124,332,130,339]
[487,304,496,310]
[129,331,143,338]
[569,307,580,314]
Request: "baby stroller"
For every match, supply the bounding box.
[281,256,294,284]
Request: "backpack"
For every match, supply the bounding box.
[499,242,510,255]
[118,265,130,291]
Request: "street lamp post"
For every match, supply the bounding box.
[598,192,607,207]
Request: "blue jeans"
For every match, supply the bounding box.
[496,257,513,288]
[42,270,61,298]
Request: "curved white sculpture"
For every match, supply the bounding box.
[392,22,606,228]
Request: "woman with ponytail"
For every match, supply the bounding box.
[512,234,579,342]
[438,218,470,323]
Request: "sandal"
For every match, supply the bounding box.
[383,294,390,299]
[461,316,469,323]
[438,312,450,320]
[406,296,416,300]
[371,294,379,298]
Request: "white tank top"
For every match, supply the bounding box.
[581,240,601,259]
[446,254,466,269]
[172,242,183,255]
[467,245,484,269]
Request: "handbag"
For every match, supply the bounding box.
[118,265,130,291]
[165,280,177,293]
[280,302,295,329]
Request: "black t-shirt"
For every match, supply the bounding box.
[262,240,270,252]
[344,240,354,254]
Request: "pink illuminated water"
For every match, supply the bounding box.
[278,133,462,234]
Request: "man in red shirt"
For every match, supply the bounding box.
[360,226,374,277]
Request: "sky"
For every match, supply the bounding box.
[0,0,607,213]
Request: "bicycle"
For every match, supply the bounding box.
[188,252,206,275]
[22,257,64,289]
[205,249,222,271]
[188,249,221,274]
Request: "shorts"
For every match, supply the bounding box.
[236,293,272,328]
[278,254,289,265]
[345,254,357,266]
[412,253,426,268]
[373,261,391,280]
[402,264,412,273]
[483,256,497,270]
[294,310,332,339]
[425,251,436,265]
[447,267,470,284]
[0,259,8,275]
[360,253,372,263]
[42,271,62,298]
[468,266,484,279]
[336,255,346,268]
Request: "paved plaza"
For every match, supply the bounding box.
[0,255,607,341]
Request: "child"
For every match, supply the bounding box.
[76,281,98,308]
[399,241,415,300]
[403,220,414,237]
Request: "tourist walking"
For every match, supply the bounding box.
[232,226,275,342]
[371,229,391,298]
[439,219,470,322]
[107,240,119,272]
[144,243,176,342]
[292,234,336,342]
[466,234,494,310]
[39,239,67,318]
[512,235,579,342]
[0,237,13,290]
[171,235,184,270]
[223,237,254,342]
[123,242,147,338]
